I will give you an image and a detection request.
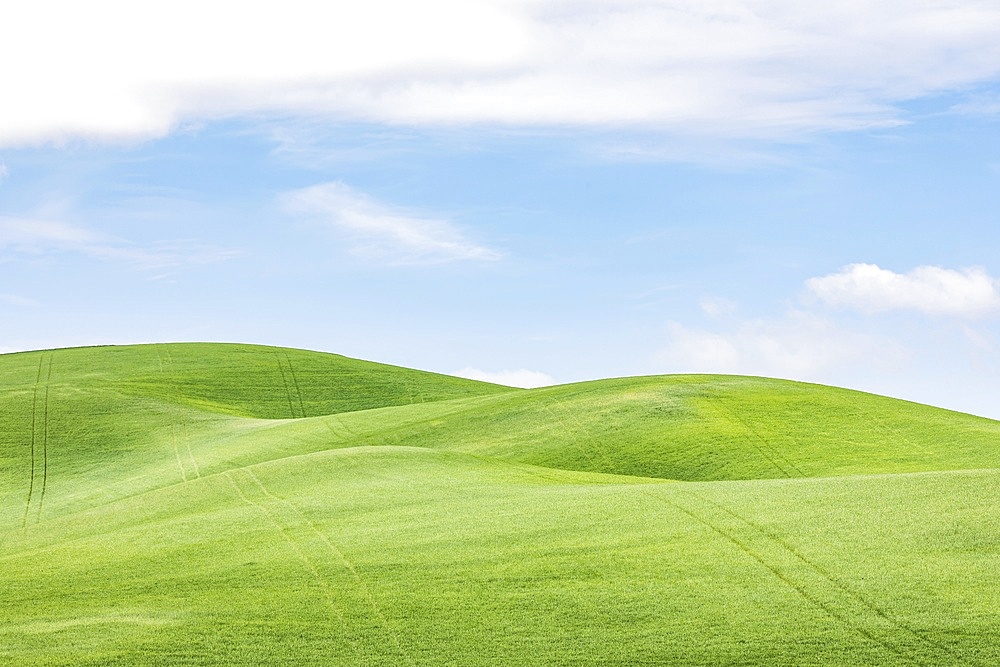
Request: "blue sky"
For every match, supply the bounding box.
[3,1,1000,417]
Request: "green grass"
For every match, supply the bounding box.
[2,342,1000,665]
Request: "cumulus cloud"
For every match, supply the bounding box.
[4,1,1000,145]
[806,263,1000,318]
[0,216,240,270]
[453,367,556,388]
[656,311,903,380]
[284,182,501,264]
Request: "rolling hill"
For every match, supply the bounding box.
[2,343,999,665]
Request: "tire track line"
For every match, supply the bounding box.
[225,471,361,660]
[322,415,355,443]
[857,403,935,460]
[243,468,417,667]
[157,349,189,483]
[35,354,53,523]
[170,351,202,479]
[171,425,188,483]
[543,402,607,473]
[227,473,346,605]
[648,486,951,666]
[704,397,805,478]
[184,427,201,479]
[275,353,299,419]
[170,423,187,482]
[688,490,975,667]
[283,353,307,419]
[21,356,44,529]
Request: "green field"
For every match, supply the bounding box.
[2,343,1000,665]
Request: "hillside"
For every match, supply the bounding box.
[2,343,1000,665]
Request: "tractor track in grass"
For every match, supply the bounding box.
[322,414,357,442]
[158,349,199,482]
[156,350,184,482]
[167,349,201,479]
[21,356,44,529]
[226,468,416,666]
[169,425,187,483]
[542,398,612,474]
[21,354,53,527]
[275,353,300,419]
[649,486,970,667]
[184,418,201,479]
[34,354,53,523]
[224,473,353,617]
[244,468,417,667]
[689,490,971,666]
[703,397,806,478]
[283,353,307,418]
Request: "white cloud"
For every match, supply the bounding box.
[453,367,556,388]
[806,263,1000,318]
[284,182,501,264]
[3,1,1000,145]
[656,311,903,380]
[0,216,240,271]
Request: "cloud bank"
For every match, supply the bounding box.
[807,263,1000,318]
[4,1,1000,145]
[284,182,501,264]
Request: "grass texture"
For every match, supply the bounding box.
[2,342,1000,665]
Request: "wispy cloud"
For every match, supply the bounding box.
[806,263,1000,318]
[284,182,501,265]
[453,367,556,389]
[0,216,240,271]
[4,2,1000,146]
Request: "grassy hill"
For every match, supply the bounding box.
[2,343,1000,665]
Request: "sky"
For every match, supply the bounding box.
[3,1,1000,418]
